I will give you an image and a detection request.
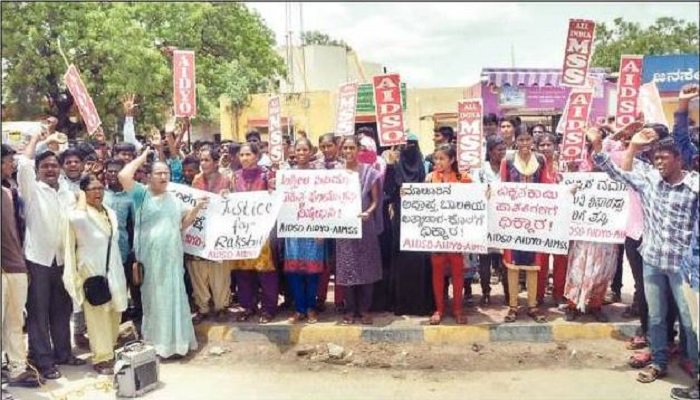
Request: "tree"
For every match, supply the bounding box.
[591,17,699,72]
[1,2,285,138]
[300,30,352,51]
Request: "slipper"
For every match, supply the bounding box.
[341,315,354,325]
[636,365,667,383]
[626,335,647,350]
[527,307,547,323]
[504,307,518,323]
[628,351,652,369]
[429,312,442,325]
[57,356,86,366]
[40,368,61,380]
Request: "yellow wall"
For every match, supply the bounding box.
[402,87,465,154]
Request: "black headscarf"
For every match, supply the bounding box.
[396,136,425,185]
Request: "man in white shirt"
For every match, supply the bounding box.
[17,131,85,380]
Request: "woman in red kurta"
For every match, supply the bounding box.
[499,128,552,323]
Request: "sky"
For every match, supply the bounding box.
[246,2,699,88]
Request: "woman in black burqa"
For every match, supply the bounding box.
[375,133,435,316]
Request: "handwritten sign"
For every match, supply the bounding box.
[64,65,102,135]
[167,183,281,260]
[457,99,483,171]
[268,96,284,163]
[373,74,406,147]
[400,183,488,253]
[562,173,629,244]
[638,82,670,127]
[561,19,596,87]
[615,55,644,129]
[172,50,197,117]
[560,88,594,161]
[334,82,358,137]
[276,169,362,238]
[488,183,572,255]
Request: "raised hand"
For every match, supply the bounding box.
[122,94,138,117]
[629,127,659,149]
[679,83,699,100]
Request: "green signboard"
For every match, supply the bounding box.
[356,83,408,113]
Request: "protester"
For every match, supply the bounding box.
[477,135,508,305]
[245,130,272,167]
[18,130,85,380]
[425,143,472,325]
[499,116,519,150]
[588,124,698,384]
[189,148,232,324]
[336,135,383,325]
[118,148,205,359]
[483,113,500,138]
[64,174,128,374]
[228,143,279,324]
[424,126,454,173]
[500,127,551,323]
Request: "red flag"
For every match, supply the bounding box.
[268,96,284,163]
[373,74,406,147]
[173,50,197,117]
[561,19,596,87]
[63,65,102,135]
[334,82,358,137]
[456,99,483,171]
[560,88,594,161]
[615,55,644,129]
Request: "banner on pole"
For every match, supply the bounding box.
[456,99,484,171]
[561,19,596,87]
[560,88,594,161]
[615,55,644,129]
[638,82,670,127]
[64,65,102,135]
[268,96,284,163]
[334,82,358,137]
[373,74,406,147]
[172,50,197,117]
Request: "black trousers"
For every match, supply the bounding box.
[122,258,143,324]
[478,253,506,297]
[611,243,625,294]
[26,260,73,371]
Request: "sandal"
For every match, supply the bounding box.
[307,311,319,324]
[628,351,652,369]
[626,335,647,350]
[636,365,667,383]
[57,356,87,366]
[455,314,468,325]
[527,307,547,323]
[504,307,518,323]
[236,310,255,322]
[429,312,442,325]
[287,312,306,324]
[259,313,273,324]
[341,314,355,325]
[192,312,206,325]
[93,361,114,375]
[360,314,373,325]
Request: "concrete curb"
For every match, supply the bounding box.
[196,320,641,344]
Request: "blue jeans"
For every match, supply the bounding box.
[644,263,698,373]
[286,273,320,315]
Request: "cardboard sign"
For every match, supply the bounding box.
[457,99,483,171]
[638,82,670,127]
[373,74,406,147]
[277,169,362,239]
[334,82,358,137]
[172,50,197,117]
[400,183,488,253]
[615,55,644,129]
[488,183,572,255]
[168,183,281,260]
[268,96,284,163]
[561,19,596,87]
[562,173,629,244]
[560,88,594,161]
[63,65,102,135]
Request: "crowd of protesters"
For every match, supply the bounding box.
[1,84,698,400]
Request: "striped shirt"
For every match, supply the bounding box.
[593,151,699,274]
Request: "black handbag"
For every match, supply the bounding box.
[83,208,113,306]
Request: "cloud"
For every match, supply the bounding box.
[247,2,699,88]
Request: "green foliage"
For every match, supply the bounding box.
[592,17,699,72]
[1,2,285,138]
[300,30,352,51]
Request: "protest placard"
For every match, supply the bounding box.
[400,183,488,253]
[334,82,358,137]
[560,88,594,161]
[64,65,102,135]
[373,74,406,147]
[172,50,197,117]
[488,183,572,255]
[638,82,670,127]
[268,95,284,163]
[562,172,629,244]
[457,99,483,171]
[167,183,281,261]
[276,169,362,238]
[615,55,644,129]
[561,19,596,87]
